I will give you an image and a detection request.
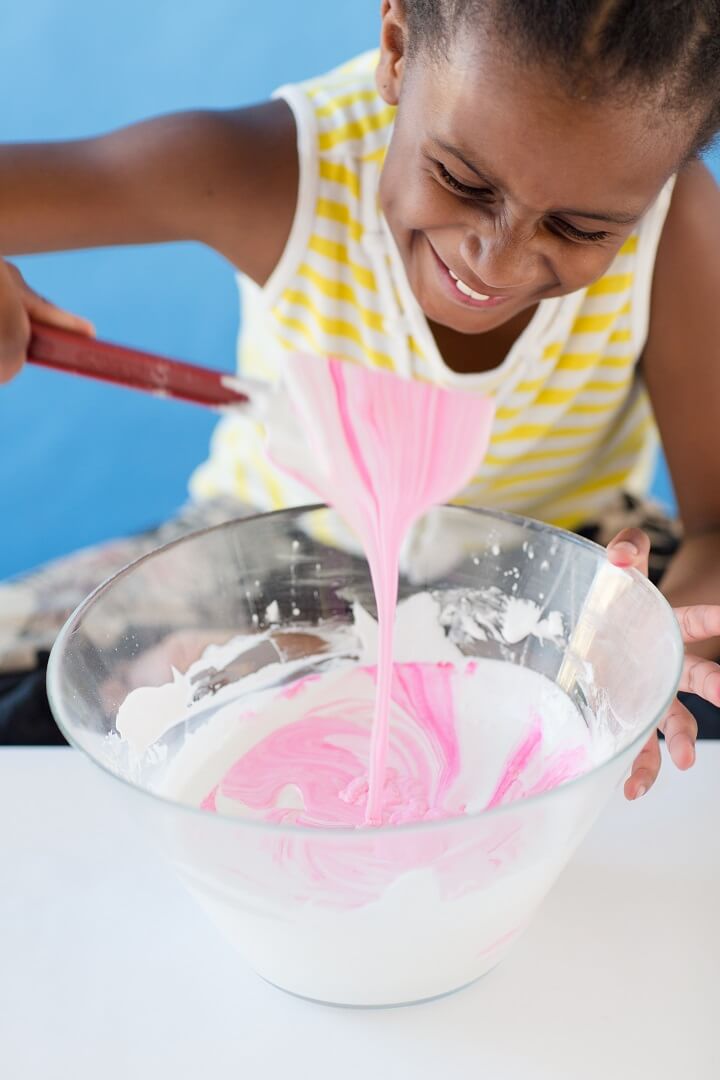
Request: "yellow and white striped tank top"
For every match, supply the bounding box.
[190,50,673,533]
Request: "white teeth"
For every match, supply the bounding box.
[447,268,489,302]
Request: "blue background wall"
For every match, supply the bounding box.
[0,2,714,578]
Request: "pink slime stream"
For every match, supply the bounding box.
[270,356,495,824]
[201,665,589,830]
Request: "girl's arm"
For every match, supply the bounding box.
[642,159,720,656]
[0,100,299,285]
[616,160,720,799]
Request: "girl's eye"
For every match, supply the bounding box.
[549,217,611,244]
[437,162,494,201]
[436,161,611,243]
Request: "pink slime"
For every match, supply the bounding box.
[271,356,495,824]
[201,665,589,831]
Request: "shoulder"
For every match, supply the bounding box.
[642,159,720,529]
[643,157,720,362]
[93,102,299,284]
[645,157,720,360]
[170,102,301,284]
[644,158,720,363]
[646,159,720,355]
[653,159,720,294]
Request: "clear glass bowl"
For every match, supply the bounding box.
[48,505,683,1007]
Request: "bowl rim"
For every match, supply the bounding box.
[47,503,685,836]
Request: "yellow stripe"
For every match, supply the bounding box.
[548,512,588,530]
[318,106,396,151]
[306,76,372,99]
[613,410,651,449]
[491,424,550,443]
[278,313,371,375]
[586,273,633,297]
[571,312,621,334]
[541,424,653,525]
[543,342,563,359]
[534,382,629,407]
[297,262,385,334]
[318,159,361,199]
[308,234,376,291]
[409,336,425,359]
[600,354,635,369]
[557,352,601,370]
[609,416,653,458]
[454,482,571,508]
[491,421,606,443]
[583,378,630,393]
[516,378,545,393]
[551,468,631,504]
[278,319,367,371]
[359,146,388,165]
[250,445,284,509]
[557,351,634,372]
[277,333,301,353]
[317,198,364,241]
[609,329,632,344]
[232,462,252,504]
[282,287,388,345]
[484,443,592,467]
[315,89,378,118]
[534,387,575,406]
[550,423,610,438]
[569,400,625,415]
[274,311,322,352]
[619,236,638,255]
[306,508,341,547]
[453,488,545,509]
[450,491,478,507]
[299,261,357,301]
[495,405,523,420]
[278,291,397,371]
[486,462,581,491]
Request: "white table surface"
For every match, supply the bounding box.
[1,746,718,1079]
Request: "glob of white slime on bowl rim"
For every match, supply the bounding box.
[266,355,495,824]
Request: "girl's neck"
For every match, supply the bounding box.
[429,305,538,376]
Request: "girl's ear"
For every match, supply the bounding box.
[377,0,408,106]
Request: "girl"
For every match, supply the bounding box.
[2,0,720,797]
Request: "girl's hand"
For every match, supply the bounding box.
[606,527,720,800]
[0,258,93,384]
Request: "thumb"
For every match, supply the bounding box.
[606,527,651,577]
[19,280,95,337]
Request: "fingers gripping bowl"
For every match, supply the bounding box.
[48,506,683,1007]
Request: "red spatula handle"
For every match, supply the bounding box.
[27,321,250,409]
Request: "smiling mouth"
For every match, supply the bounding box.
[428,243,511,311]
[447,267,491,302]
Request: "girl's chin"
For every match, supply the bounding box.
[419,296,517,334]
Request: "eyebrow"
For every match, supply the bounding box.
[434,139,640,226]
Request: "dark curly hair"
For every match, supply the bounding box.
[404,0,720,152]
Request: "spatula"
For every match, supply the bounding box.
[26,320,260,410]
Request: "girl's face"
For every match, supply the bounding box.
[377,13,693,335]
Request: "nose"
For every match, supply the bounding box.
[460,224,539,292]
